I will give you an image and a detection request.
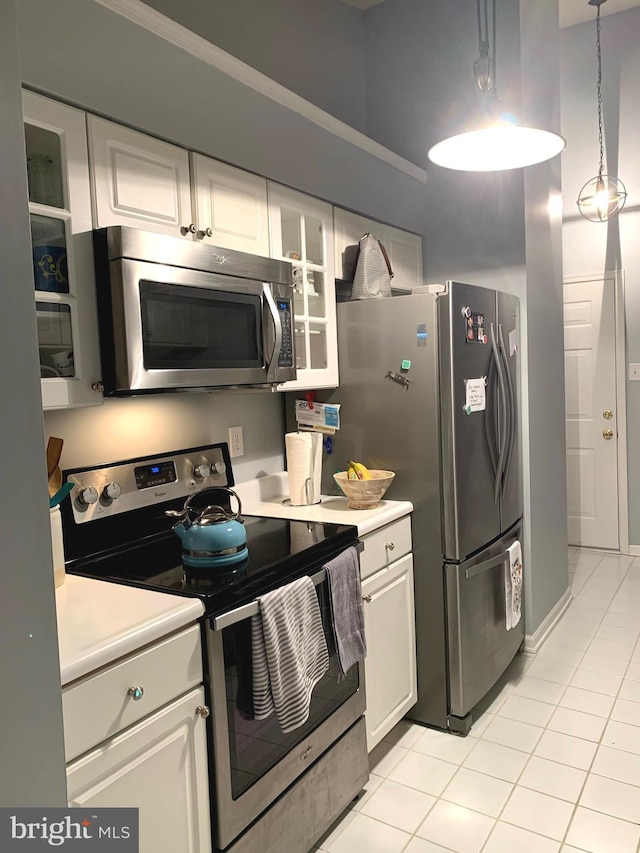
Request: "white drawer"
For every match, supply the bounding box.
[63,624,202,762]
[359,516,412,581]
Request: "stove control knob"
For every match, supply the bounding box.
[193,462,211,480]
[77,486,98,507]
[102,482,122,502]
[211,460,226,477]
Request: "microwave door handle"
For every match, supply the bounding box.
[263,284,283,384]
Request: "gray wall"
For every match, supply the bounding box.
[561,7,640,545]
[141,0,368,133]
[45,392,286,484]
[519,0,569,631]
[15,0,428,492]
[17,0,427,234]
[0,2,67,805]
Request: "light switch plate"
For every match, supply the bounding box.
[629,364,640,381]
[229,426,244,457]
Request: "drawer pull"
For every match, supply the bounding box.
[362,594,372,603]
[196,705,210,719]
[127,686,144,701]
[386,542,395,551]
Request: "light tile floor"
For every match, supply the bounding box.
[315,547,640,853]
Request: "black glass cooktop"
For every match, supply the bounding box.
[66,515,358,619]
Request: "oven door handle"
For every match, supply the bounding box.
[211,541,363,631]
[263,283,283,384]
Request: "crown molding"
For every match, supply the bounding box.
[93,0,427,183]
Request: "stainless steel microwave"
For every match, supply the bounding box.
[92,226,296,395]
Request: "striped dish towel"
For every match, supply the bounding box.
[251,575,329,733]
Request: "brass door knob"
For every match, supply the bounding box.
[603,410,613,420]
[603,429,614,440]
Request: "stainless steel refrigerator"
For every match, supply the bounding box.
[323,281,524,733]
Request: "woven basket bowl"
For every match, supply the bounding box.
[333,470,395,509]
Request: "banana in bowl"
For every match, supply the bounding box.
[333,470,395,509]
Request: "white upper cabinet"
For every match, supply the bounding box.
[268,183,338,390]
[88,116,193,238]
[23,91,103,410]
[191,155,269,254]
[383,224,424,292]
[333,206,423,291]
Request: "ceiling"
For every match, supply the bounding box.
[338,0,640,29]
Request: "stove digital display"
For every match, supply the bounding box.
[134,460,177,490]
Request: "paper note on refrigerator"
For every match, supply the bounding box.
[295,400,341,433]
[464,377,486,414]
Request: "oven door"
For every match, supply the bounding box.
[205,573,366,851]
[105,258,295,392]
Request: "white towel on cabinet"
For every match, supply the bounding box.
[505,541,523,630]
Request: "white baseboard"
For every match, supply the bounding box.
[627,546,640,557]
[524,587,573,654]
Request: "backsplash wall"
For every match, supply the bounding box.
[44,391,286,482]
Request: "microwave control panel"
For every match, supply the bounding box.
[277,299,294,368]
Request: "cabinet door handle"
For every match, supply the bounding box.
[386,542,395,551]
[180,223,197,235]
[197,227,213,239]
[362,594,372,603]
[127,686,144,701]
[196,705,210,719]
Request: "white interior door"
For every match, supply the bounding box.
[564,277,618,548]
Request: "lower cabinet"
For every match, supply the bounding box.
[360,523,417,751]
[67,687,211,853]
[64,624,212,853]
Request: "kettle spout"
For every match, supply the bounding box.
[172,521,187,541]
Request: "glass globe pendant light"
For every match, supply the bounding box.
[576,0,627,222]
[428,0,566,171]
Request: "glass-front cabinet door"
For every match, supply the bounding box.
[268,184,338,390]
[23,91,102,409]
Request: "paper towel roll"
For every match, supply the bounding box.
[285,432,323,506]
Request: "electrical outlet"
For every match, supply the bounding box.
[229,426,244,458]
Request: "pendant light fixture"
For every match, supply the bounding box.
[576,0,627,222]
[427,0,566,171]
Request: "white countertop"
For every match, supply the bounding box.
[55,575,204,686]
[54,473,410,687]
[235,473,413,536]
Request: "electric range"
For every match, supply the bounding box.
[61,441,359,618]
[60,442,367,853]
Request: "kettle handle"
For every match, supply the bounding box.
[183,487,243,522]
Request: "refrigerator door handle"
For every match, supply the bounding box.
[464,550,508,580]
[490,323,508,504]
[498,324,516,495]
[486,350,499,479]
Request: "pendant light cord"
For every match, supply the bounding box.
[476,0,497,94]
[595,3,605,179]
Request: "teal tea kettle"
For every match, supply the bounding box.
[165,488,248,569]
